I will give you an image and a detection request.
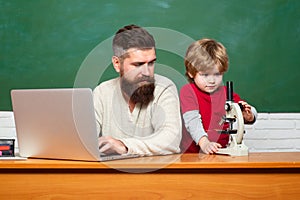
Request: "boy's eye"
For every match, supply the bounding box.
[199,73,208,77]
[199,72,222,77]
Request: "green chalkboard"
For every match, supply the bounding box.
[1,0,299,112]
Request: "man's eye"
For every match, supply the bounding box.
[148,61,155,66]
[133,63,144,67]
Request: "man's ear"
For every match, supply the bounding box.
[112,56,121,73]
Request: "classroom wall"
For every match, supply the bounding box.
[1,111,299,153]
[1,0,300,112]
[1,1,299,154]
[244,113,300,152]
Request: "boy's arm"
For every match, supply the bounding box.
[182,110,208,144]
[180,85,207,144]
[180,84,222,154]
[183,111,222,154]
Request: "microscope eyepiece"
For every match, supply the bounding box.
[226,81,233,102]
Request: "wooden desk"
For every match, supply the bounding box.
[1,152,300,199]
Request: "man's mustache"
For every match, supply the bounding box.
[135,76,155,84]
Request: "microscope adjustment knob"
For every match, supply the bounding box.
[225,102,231,112]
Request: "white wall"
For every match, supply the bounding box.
[1,111,300,153]
[0,111,18,152]
[0,112,16,138]
[244,113,300,152]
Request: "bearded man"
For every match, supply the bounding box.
[93,25,181,155]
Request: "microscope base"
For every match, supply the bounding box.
[217,142,249,156]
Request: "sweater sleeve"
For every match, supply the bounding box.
[182,111,208,144]
[248,106,258,124]
[180,84,207,145]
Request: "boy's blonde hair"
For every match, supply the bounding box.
[184,38,229,83]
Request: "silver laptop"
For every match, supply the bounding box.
[11,88,139,162]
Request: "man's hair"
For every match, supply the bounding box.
[112,24,156,59]
[184,38,229,83]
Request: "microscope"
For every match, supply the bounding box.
[216,81,248,156]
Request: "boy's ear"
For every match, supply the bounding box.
[187,72,194,79]
[112,56,121,73]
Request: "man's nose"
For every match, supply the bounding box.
[141,64,150,76]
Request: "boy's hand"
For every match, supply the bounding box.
[239,101,255,123]
[199,136,222,154]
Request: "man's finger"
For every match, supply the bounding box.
[99,143,111,153]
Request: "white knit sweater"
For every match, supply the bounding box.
[93,74,182,156]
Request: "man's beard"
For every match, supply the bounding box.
[121,75,155,105]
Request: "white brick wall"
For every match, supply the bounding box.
[244,113,300,152]
[1,111,300,153]
[0,111,18,152]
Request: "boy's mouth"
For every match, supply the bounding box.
[206,85,216,89]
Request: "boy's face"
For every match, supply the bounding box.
[189,65,223,94]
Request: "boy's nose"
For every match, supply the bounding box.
[207,75,215,83]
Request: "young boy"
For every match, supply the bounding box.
[180,38,257,154]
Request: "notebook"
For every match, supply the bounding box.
[11,88,139,162]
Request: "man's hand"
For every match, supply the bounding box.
[199,136,222,154]
[98,136,128,155]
